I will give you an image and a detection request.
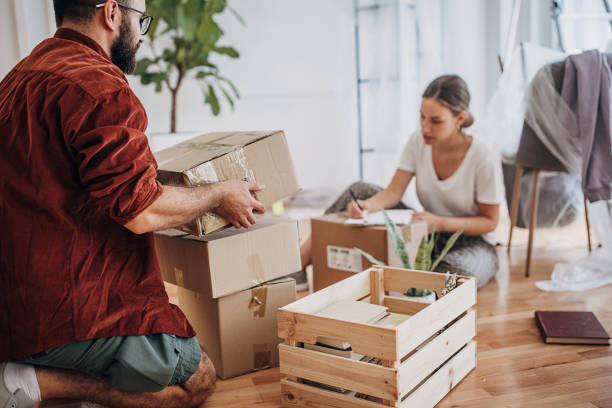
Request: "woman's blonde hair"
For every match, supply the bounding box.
[422,75,474,129]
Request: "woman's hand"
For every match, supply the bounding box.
[348,199,370,218]
[412,211,440,233]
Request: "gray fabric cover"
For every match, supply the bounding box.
[560,51,612,202]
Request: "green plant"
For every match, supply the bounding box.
[355,210,465,297]
[133,0,243,133]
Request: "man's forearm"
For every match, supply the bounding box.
[126,183,225,234]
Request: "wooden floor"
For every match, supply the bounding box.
[40,218,612,408]
[203,243,612,408]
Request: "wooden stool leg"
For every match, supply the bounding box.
[584,196,592,253]
[526,170,540,278]
[507,165,524,254]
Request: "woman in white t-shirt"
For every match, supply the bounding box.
[325,75,502,288]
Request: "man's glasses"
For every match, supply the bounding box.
[96,1,154,35]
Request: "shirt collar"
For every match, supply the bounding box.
[54,28,111,61]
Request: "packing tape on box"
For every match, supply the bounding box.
[247,254,266,288]
[157,131,268,167]
[253,343,272,369]
[158,132,245,167]
[175,132,244,149]
[174,142,234,150]
[186,149,257,209]
[214,149,257,186]
[181,147,255,186]
[173,267,185,287]
[248,286,268,318]
[185,162,219,184]
[185,148,258,235]
[157,145,232,168]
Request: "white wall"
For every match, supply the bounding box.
[135,0,360,191]
[1,0,552,191]
[0,0,57,78]
[440,0,500,125]
[0,1,21,77]
[138,0,504,190]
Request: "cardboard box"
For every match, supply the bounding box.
[154,130,300,235]
[178,277,296,379]
[311,213,428,291]
[155,217,301,298]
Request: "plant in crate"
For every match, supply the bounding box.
[356,210,465,298]
[133,0,243,133]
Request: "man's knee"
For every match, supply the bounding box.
[188,352,216,390]
[180,352,216,406]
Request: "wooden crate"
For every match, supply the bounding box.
[277,266,477,407]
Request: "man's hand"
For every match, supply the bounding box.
[214,180,266,228]
[124,181,265,234]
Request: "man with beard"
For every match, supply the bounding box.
[0,1,264,407]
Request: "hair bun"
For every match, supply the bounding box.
[462,111,474,128]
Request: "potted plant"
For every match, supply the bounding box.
[356,210,465,302]
[133,0,243,134]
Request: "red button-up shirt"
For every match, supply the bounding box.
[0,28,195,361]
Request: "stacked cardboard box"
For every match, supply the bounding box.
[154,131,302,379]
[154,130,299,235]
[156,218,301,379]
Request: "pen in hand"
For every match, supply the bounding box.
[348,188,364,211]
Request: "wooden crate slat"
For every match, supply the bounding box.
[278,267,478,407]
[396,277,476,359]
[383,296,430,315]
[281,378,387,408]
[382,267,448,298]
[279,344,398,401]
[400,340,476,408]
[277,309,397,360]
[398,309,476,397]
[370,267,385,306]
[280,268,371,314]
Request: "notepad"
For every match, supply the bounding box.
[344,209,413,226]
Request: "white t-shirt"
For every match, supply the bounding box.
[398,131,503,245]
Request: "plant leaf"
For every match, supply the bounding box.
[135,0,240,131]
[204,84,220,116]
[428,224,436,253]
[220,77,240,98]
[404,288,432,297]
[430,225,466,272]
[213,46,240,58]
[205,0,227,13]
[355,248,386,267]
[413,236,432,271]
[132,57,156,75]
[229,6,246,26]
[383,210,411,269]
[219,86,235,109]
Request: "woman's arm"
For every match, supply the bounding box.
[348,169,414,218]
[413,202,499,235]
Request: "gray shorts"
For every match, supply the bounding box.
[18,334,201,393]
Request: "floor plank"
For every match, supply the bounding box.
[203,242,612,408]
[41,215,612,407]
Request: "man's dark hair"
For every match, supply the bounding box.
[53,0,130,27]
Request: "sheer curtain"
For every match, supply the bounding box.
[556,0,612,52]
[356,0,443,207]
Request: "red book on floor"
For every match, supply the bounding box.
[535,311,611,345]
